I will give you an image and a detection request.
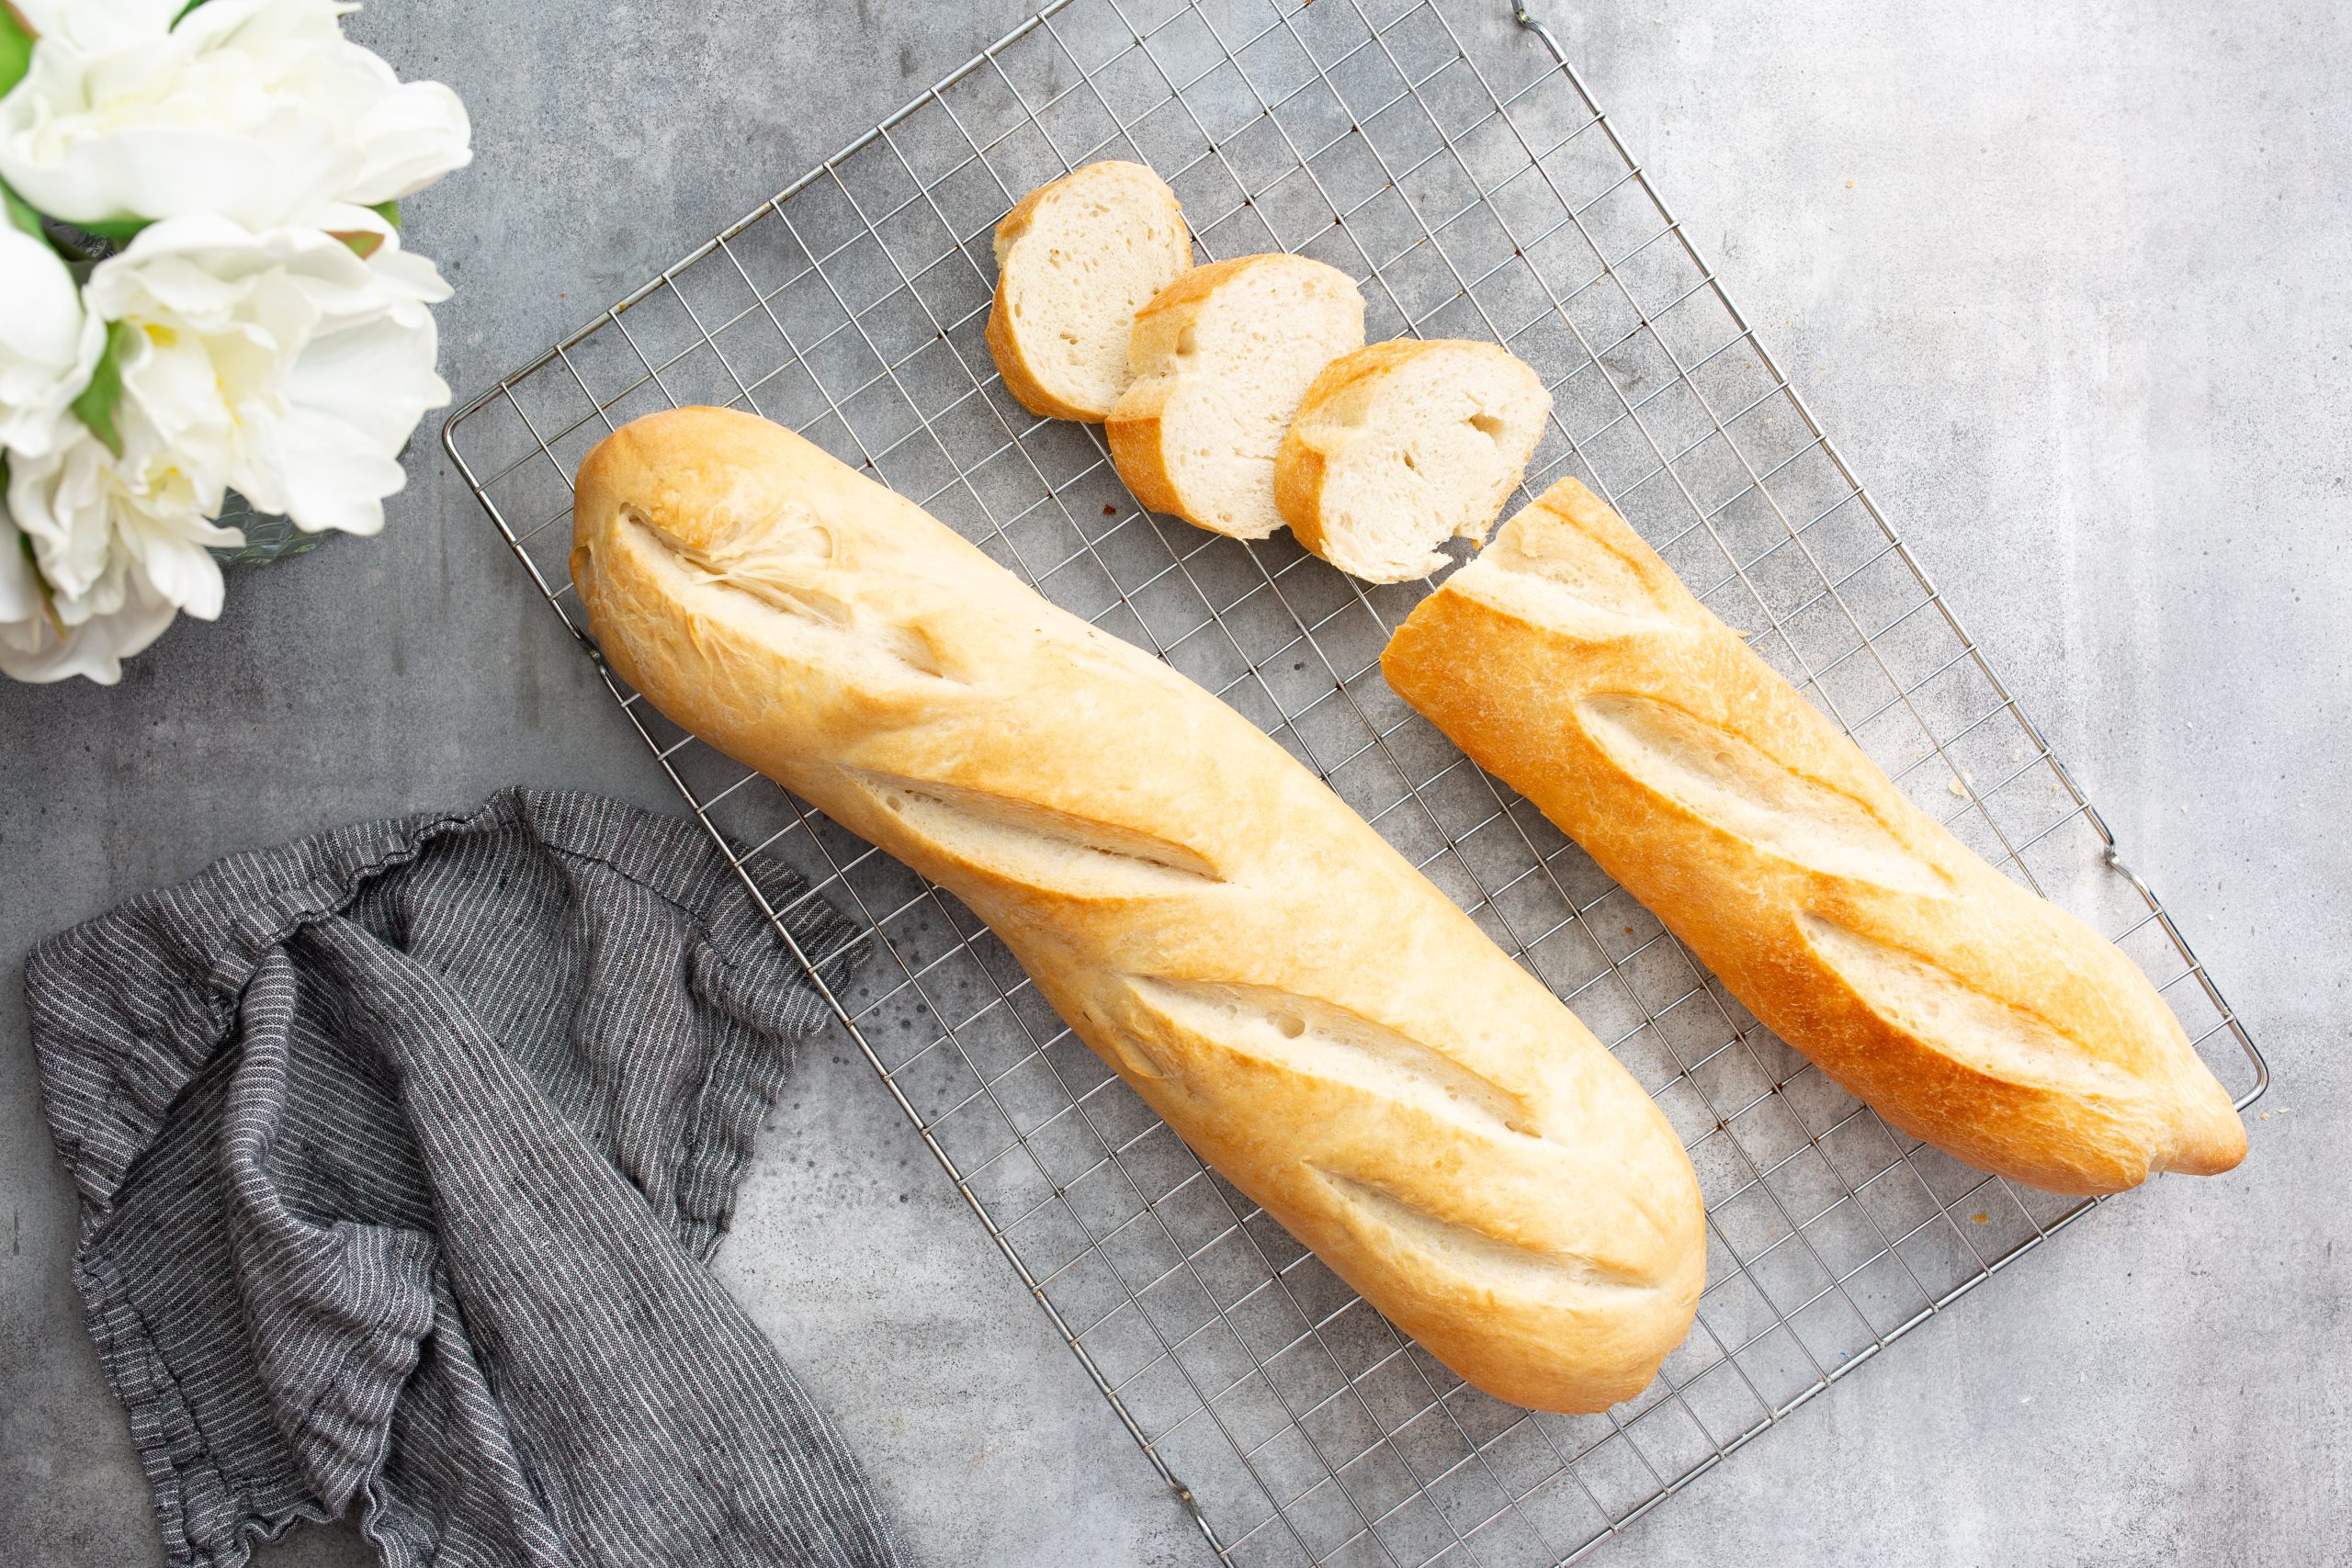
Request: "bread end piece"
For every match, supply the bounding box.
[1383,477,2249,1197]
[1276,338,1551,583]
[986,161,1192,423]
[1107,253,1367,539]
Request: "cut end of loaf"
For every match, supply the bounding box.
[1411,475,1700,640]
[986,161,1193,423]
[1276,339,1551,583]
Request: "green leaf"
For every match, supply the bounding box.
[17,529,62,635]
[333,201,400,259]
[17,528,57,609]
[0,4,34,101]
[73,215,151,242]
[170,0,216,28]
[1,179,41,243]
[69,321,140,458]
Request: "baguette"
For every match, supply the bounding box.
[573,408,1703,1412]
[1382,479,2246,1195]
[1275,339,1550,584]
[1107,254,1365,539]
[985,161,1193,422]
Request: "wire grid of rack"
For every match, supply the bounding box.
[443,2,2267,1562]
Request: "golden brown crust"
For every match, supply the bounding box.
[1102,398,1186,517]
[1271,438,1333,555]
[1125,252,1268,321]
[1289,337,1433,413]
[574,409,1705,1411]
[1382,479,2247,1195]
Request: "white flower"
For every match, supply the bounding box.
[1,415,237,684]
[85,212,452,536]
[0,209,104,457]
[0,0,471,231]
[0,526,182,685]
[8,1,182,52]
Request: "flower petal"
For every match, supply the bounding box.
[0,222,104,457]
[120,525,230,620]
[0,0,471,230]
[0,564,178,683]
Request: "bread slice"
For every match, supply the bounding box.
[1107,254,1366,539]
[1275,339,1551,583]
[985,161,1193,422]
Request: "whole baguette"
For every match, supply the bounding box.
[573,408,1702,1413]
[1383,478,2246,1195]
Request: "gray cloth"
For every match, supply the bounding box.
[28,788,909,1568]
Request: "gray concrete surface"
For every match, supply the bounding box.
[2,0,2345,1563]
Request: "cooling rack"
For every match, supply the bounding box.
[442,2,2268,1562]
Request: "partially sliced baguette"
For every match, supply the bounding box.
[1383,478,2248,1195]
[1276,339,1551,583]
[986,161,1193,422]
[1107,254,1366,539]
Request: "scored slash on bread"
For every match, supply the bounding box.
[985,160,1193,423]
[1275,339,1551,584]
[1107,253,1366,540]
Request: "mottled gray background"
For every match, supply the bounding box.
[2,0,2345,1563]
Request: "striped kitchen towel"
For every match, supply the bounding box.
[28,788,909,1568]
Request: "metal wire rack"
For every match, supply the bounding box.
[442,2,2267,1562]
